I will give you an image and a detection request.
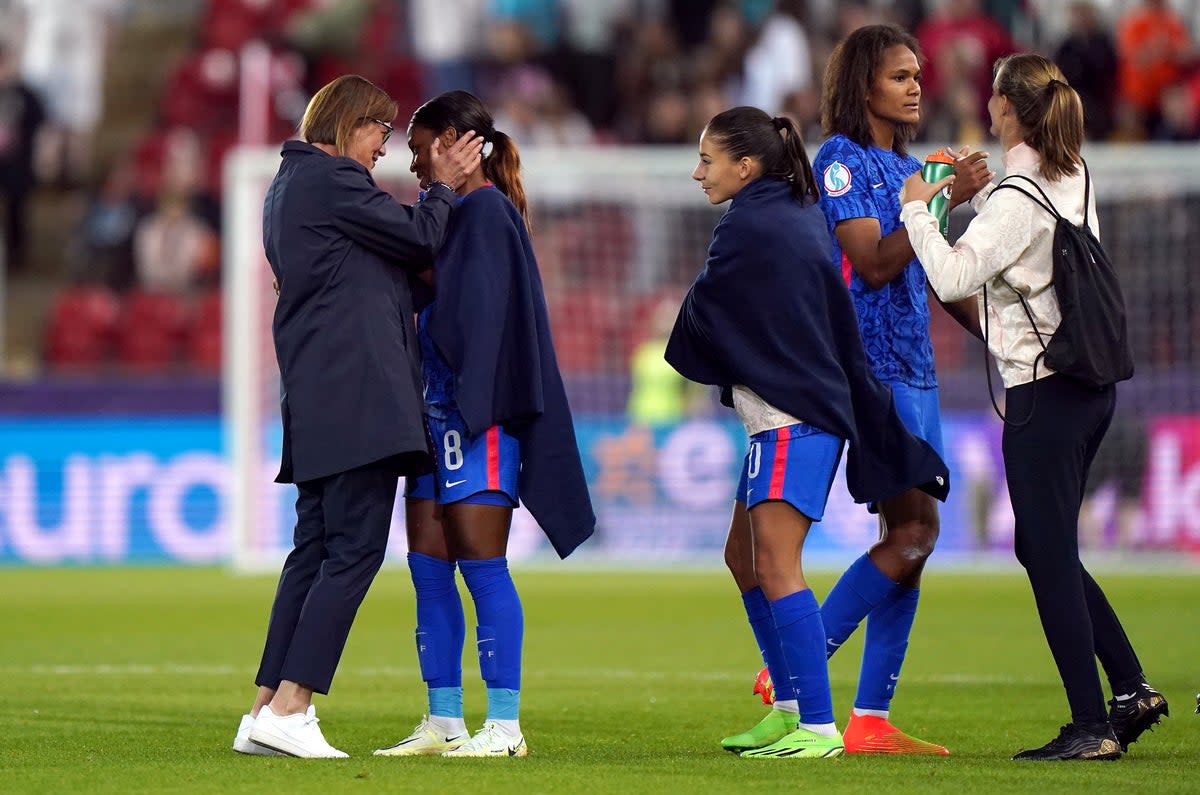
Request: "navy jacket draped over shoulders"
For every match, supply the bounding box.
[424,186,595,559]
[665,177,950,505]
[264,140,458,484]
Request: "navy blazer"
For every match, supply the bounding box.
[265,141,458,484]
[666,177,950,506]
[424,187,596,558]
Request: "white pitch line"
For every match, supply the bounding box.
[0,664,1045,686]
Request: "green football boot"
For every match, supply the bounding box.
[720,709,797,753]
[739,727,845,759]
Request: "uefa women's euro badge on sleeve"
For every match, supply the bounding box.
[922,149,956,239]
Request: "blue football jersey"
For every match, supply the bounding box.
[418,306,457,412]
[813,134,937,388]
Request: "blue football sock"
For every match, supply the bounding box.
[741,587,797,703]
[408,552,465,717]
[429,687,464,719]
[770,589,834,726]
[855,585,920,711]
[459,557,524,695]
[820,553,899,658]
[486,687,521,722]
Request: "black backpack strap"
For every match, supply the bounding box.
[981,283,1044,427]
[991,174,1063,221]
[1081,157,1093,233]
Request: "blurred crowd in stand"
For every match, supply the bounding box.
[0,0,1198,376]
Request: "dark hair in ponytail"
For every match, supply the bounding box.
[992,54,1083,181]
[409,90,530,229]
[704,106,818,203]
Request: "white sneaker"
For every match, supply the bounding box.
[248,704,349,758]
[442,721,528,758]
[233,713,283,755]
[373,715,469,756]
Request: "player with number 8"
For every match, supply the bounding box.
[374,91,593,760]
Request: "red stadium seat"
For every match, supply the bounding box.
[186,290,223,373]
[131,129,171,200]
[161,50,241,131]
[115,291,191,373]
[549,289,619,375]
[203,0,316,50]
[44,286,123,372]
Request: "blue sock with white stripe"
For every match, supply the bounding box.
[819,553,899,658]
[741,586,797,704]
[770,588,834,725]
[459,556,523,721]
[856,585,920,711]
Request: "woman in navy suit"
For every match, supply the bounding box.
[231,75,482,759]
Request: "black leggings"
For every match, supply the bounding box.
[1003,374,1144,725]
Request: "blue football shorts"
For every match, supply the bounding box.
[403,405,520,508]
[885,380,945,458]
[735,422,845,521]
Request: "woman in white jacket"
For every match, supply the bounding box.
[898,53,1167,762]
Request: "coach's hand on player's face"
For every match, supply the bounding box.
[947,145,995,208]
[900,170,955,206]
[429,130,484,190]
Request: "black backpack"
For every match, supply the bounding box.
[983,161,1134,423]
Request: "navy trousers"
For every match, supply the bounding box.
[1004,374,1143,726]
[255,463,398,694]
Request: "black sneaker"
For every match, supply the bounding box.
[1012,723,1122,761]
[1108,683,1169,750]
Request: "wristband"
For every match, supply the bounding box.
[427,180,455,195]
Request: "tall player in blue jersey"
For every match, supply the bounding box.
[807,24,992,754]
[372,91,594,759]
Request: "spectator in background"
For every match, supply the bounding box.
[643,87,692,143]
[741,0,813,115]
[665,0,724,51]
[917,0,1016,140]
[16,0,122,186]
[408,0,483,97]
[693,1,751,96]
[69,158,140,289]
[489,0,561,54]
[491,68,594,146]
[1117,0,1196,137]
[556,0,633,130]
[1156,74,1200,140]
[133,189,219,294]
[285,0,377,61]
[127,124,220,293]
[0,42,45,272]
[614,18,688,141]
[1054,2,1118,140]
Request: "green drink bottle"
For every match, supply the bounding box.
[922,149,956,239]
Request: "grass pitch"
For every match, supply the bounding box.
[2,566,1197,794]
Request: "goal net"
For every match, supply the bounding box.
[224,144,1200,572]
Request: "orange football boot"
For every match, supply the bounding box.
[842,713,949,755]
[753,666,775,705]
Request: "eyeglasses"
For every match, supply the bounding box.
[371,118,394,144]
